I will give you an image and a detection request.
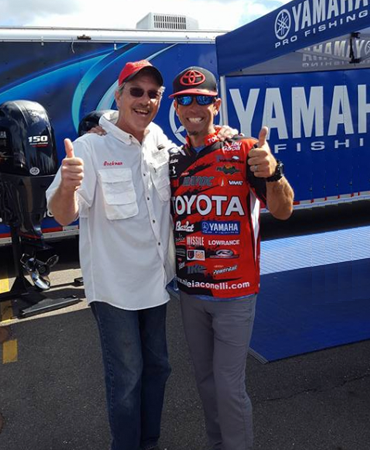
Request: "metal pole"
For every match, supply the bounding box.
[219,75,229,125]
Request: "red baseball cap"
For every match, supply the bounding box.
[118,60,163,86]
[169,66,218,98]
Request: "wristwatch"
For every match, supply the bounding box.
[266,159,284,182]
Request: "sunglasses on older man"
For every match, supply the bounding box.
[126,86,163,100]
[176,95,216,106]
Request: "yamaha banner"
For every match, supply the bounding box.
[216,0,370,75]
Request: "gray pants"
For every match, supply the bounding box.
[180,292,257,450]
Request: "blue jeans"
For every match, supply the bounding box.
[91,301,171,450]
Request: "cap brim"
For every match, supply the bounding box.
[169,88,218,98]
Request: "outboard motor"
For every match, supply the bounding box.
[0,100,80,316]
[0,100,58,243]
[0,100,59,291]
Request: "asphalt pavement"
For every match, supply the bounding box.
[0,216,369,450]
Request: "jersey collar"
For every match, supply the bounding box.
[185,132,220,150]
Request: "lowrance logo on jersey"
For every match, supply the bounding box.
[201,221,241,235]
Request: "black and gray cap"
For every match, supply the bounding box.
[169,66,218,98]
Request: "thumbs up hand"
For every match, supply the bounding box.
[64,138,75,159]
[61,138,84,192]
[247,126,277,178]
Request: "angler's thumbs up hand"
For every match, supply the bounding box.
[65,138,75,159]
[61,138,84,192]
[247,126,277,178]
[257,126,268,149]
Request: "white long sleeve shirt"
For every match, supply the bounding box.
[46,116,175,310]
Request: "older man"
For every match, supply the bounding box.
[46,60,174,450]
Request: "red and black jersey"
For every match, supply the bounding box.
[169,132,266,298]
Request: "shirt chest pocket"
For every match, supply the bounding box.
[98,168,139,220]
[150,161,171,202]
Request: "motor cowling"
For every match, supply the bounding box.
[0,100,57,176]
[0,100,58,241]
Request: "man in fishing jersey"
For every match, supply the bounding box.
[169,66,294,450]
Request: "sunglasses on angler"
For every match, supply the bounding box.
[176,95,216,106]
[127,86,162,99]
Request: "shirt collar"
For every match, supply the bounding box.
[100,113,151,145]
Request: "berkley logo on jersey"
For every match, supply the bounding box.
[201,221,241,235]
[173,195,245,216]
[175,221,195,232]
[187,250,206,261]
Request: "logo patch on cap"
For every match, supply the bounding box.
[180,70,206,87]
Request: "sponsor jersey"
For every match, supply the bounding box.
[170,132,266,298]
